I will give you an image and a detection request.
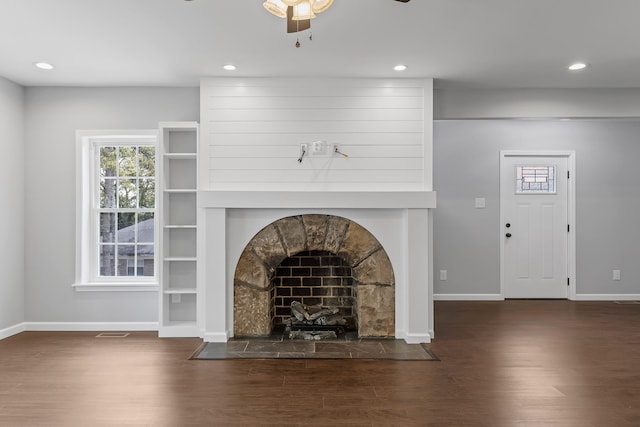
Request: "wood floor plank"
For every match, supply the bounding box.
[1,301,640,425]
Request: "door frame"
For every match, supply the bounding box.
[499,150,576,300]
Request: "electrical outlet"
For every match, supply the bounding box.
[440,270,448,281]
[613,269,621,281]
[312,140,325,154]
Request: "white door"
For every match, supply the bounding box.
[501,155,569,298]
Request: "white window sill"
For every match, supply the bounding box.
[73,282,159,292]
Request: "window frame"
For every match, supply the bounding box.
[74,130,159,292]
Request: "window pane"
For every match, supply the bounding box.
[93,140,157,280]
[138,178,155,208]
[100,178,117,208]
[138,247,155,277]
[137,213,155,244]
[100,147,117,177]
[137,244,154,257]
[138,146,155,177]
[117,245,135,276]
[99,245,115,276]
[117,212,136,243]
[118,179,137,208]
[516,166,556,193]
[118,146,137,177]
[100,213,116,243]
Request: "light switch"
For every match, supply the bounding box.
[475,198,486,209]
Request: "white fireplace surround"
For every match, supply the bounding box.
[199,190,436,344]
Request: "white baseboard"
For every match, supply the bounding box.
[434,294,504,301]
[0,322,26,340]
[573,294,640,301]
[24,322,158,332]
[397,332,432,344]
[203,331,230,342]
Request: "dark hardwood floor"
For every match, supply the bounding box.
[1,300,639,426]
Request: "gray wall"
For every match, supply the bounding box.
[0,77,25,333]
[434,119,640,297]
[24,87,199,323]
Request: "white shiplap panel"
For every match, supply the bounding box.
[205,181,427,191]
[208,157,424,171]
[205,85,424,98]
[207,96,425,110]
[209,169,423,183]
[205,132,423,147]
[200,77,431,191]
[210,145,424,159]
[205,108,424,122]
[207,120,423,134]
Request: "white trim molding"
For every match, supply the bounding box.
[434,294,504,301]
[0,323,26,340]
[24,322,158,332]
[574,294,640,301]
[74,129,159,292]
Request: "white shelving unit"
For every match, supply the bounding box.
[158,122,201,338]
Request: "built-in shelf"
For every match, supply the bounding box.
[164,288,197,295]
[158,121,200,338]
[164,153,197,160]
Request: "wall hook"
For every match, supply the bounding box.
[334,145,349,157]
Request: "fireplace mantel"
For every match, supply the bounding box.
[199,190,436,209]
[200,190,436,344]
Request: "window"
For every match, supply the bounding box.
[516,165,556,194]
[75,130,158,292]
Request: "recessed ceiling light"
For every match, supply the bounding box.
[223,64,237,71]
[393,64,408,71]
[34,62,54,70]
[568,62,587,71]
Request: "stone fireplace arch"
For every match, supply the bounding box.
[233,214,395,338]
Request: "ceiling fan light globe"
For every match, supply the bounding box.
[312,0,333,13]
[282,0,304,6]
[263,0,287,18]
[292,0,316,20]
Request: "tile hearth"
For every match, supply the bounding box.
[191,332,438,360]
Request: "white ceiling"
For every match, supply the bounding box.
[2,0,640,89]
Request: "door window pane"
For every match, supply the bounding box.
[516,166,556,193]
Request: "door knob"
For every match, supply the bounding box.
[506,223,511,228]
[506,233,512,238]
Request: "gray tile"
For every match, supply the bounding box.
[192,337,438,360]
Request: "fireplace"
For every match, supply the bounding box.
[233,215,395,338]
[200,190,435,344]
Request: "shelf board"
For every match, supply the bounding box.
[164,288,197,295]
[164,188,197,193]
[164,153,197,159]
[164,257,197,262]
[163,225,197,229]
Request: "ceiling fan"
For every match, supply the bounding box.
[262,0,410,35]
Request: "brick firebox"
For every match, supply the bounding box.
[233,214,395,338]
[272,250,355,328]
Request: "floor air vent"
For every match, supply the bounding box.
[95,332,130,338]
